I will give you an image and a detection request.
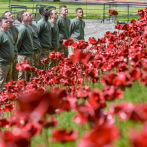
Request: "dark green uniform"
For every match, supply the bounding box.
[49,20,59,50]
[69,18,85,40]
[8,25,18,55]
[17,24,33,56]
[57,16,70,56]
[29,24,41,51]
[8,25,18,81]
[57,16,70,42]
[0,29,15,89]
[0,30,15,65]
[37,18,52,58]
[29,24,41,69]
[16,24,33,81]
[68,18,85,57]
[37,18,52,48]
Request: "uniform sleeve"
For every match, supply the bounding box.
[69,21,74,37]
[57,19,61,29]
[0,34,3,46]
[69,19,71,26]
[37,21,43,36]
[84,21,85,29]
[68,19,71,30]
[13,27,18,44]
[14,27,19,54]
[49,24,53,49]
[16,28,25,51]
[33,24,38,34]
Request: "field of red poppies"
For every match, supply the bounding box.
[0,7,147,147]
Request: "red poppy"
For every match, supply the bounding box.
[70,49,92,64]
[4,104,15,112]
[88,90,105,109]
[140,71,147,86]
[103,86,123,100]
[129,123,147,147]
[131,103,147,122]
[109,9,118,16]
[0,118,9,128]
[88,37,97,45]
[62,38,75,47]
[113,10,118,16]
[129,68,141,81]
[109,9,113,16]
[41,58,49,63]
[73,112,87,125]
[52,129,78,142]
[16,61,36,72]
[72,40,88,49]
[1,129,31,147]
[24,122,42,137]
[115,24,123,30]
[138,9,144,17]
[113,72,127,87]
[40,115,58,128]
[108,102,135,121]
[77,124,120,147]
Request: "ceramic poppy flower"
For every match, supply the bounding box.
[129,123,147,147]
[77,124,120,147]
[88,37,98,45]
[62,38,75,47]
[52,129,78,142]
[109,9,118,16]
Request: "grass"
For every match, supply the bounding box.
[0,0,144,21]
[30,80,147,147]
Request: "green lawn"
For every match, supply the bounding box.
[0,0,144,21]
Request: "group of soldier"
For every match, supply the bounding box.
[0,5,85,90]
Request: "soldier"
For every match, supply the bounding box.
[16,11,33,81]
[37,7,52,58]
[69,8,85,57]
[0,17,15,90]
[49,9,59,51]
[57,5,70,57]
[27,11,41,69]
[2,11,18,81]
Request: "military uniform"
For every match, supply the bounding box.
[16,24,33,81]
[69,18,85,57]
[49,20,59,51]
[57,16,70,57]
[8,25,18,81]
[37,18,52,58]
[0,29,15,90]
[29,24,41,69]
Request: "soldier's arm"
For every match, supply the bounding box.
[16,28,25,51]
[69,21,74,37]
[36,21,43,36]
